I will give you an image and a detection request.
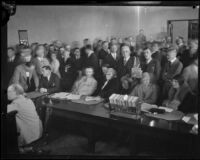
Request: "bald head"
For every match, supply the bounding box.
[7,84,24,100]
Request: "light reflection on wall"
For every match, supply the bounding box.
[137,6,140,32]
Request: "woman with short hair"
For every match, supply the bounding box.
[71,67,97,96]
[130,72,159,104]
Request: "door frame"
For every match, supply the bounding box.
[167,19,198,43]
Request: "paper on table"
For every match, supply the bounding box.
[85,96,96,101]
[159,106,173,112]
[182,116,191,123]
[66,94,81,100]
[51,92,70,99]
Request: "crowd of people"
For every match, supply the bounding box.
[6,29,198,151]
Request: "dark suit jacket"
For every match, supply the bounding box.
[39,72,60,93]
[151,51,162,62]
[59,57,75,79]
[98,77,120,100]
[83,53,100,79]
[178,92,198,114]
[177,45,187,60]
[80,47,87,60]
[180,49,197,68]
[98,49,109,60]
[141,59,161,81]
[117,57,135,78]
[7,56,21,83]
[103,53,121,71]
[162,58,183,82]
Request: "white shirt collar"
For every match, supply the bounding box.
[37,57,43,61]
[124,56,130,62]
[170,57,176,64]
[111,52,117,58]
[47,73,51,81]
[146,58,152,64]
[9,56,15,62]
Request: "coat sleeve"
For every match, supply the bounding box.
[7,102,18,113]
[130,85,139,97]
[99,79,119,99]
[10,66,20,85]
[144,85,158,104]
[155,60,161,81]
[47,74,60,93]
[32,69,39,89]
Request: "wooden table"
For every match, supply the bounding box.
[35,96,198,156]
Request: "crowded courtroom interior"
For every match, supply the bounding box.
[1,1,199,158]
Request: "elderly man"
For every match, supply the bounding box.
[161,47,183,99]
[7,84,43,153]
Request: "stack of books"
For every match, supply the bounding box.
[109,94,139,114]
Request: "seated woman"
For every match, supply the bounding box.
[96,68,120,101]
[162,75,190,110]
[7,84,43,153]
[71,67,97,96]
[48,51,61,78]
[130,72,158,104]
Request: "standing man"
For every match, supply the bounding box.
[7,47,20,84]
[136,29,146,49]
[83,44,100,81]
[161,47,183,99]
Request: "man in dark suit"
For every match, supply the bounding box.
[39,66,60,94]
[98,68,120,101]
[103,43,121,72]
[180,39,198,68]
[7,47,20,84]
[59,48,77,91]
[161,47,183,99]
[117,45,135,79]
[136,29,146,49]
[151,42,163,63]
[141,48,161,82]
[83,44,100,81]
[175,36,187,60]
[98,41,110,61]
[80,38,91,61]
